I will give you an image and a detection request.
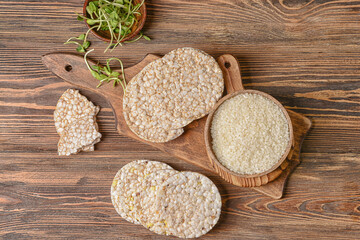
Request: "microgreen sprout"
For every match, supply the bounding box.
[64,26,96,52]
[84,49,127,92]
[77,0,150,52]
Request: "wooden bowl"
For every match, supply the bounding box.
[204,70,294,180]
[83,0,147,43]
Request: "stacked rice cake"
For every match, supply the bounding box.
[123,47,224,143]
[54,89,102,156]
[111,160,221,238]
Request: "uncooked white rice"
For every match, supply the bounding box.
[211,93,290,175]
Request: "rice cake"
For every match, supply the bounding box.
[133,169,179,225]
[82,145,94,152]
[54,89,102,156]
[111,160,173,224]
[142,171,222,238]
[123,47,224,143]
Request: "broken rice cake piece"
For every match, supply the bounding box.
[54,89,102,156]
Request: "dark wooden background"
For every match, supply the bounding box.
[1,0,359,239]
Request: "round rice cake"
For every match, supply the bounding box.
[123,47,224,143]
[123,68,184,143]
[143,171,222,238]
[133,169,179,225]
[111,160,173,224]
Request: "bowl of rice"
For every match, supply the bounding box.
[205,89,294,178]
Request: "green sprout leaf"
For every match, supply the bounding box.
[91,65,101,71]
[91,71,101,80]
[89,2,97,12]
[77,34,85,40]
[84,49,127,92]
[64,25,96,52]
[86,6,94,15]
[143,35,151,41]
[76,46,85,53]
[77,15,85,21]
[87,19,98,25]
[83,41,90,49]
[105,7,112,14]
[111,71,120,77]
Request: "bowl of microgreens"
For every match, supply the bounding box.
[81,0,148,52]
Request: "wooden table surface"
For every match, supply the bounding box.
[1,0,359,239]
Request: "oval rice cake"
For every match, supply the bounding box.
[123,66,184,143]
[123,47,224,143]
[143,171,222,238]
[111,160,173,224]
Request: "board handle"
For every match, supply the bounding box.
[42,52,122,101]
[42,53,161,104]
[217,54,244,94]
[214,55,287,190]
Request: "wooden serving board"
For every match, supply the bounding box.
[42,53,311,199]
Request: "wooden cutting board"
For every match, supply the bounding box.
[42,53,311,199]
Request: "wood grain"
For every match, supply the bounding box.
[42,53,308,193]
[0,0,359,239]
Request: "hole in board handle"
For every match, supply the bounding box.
[224,62,231,68]
[65,64,72,72]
